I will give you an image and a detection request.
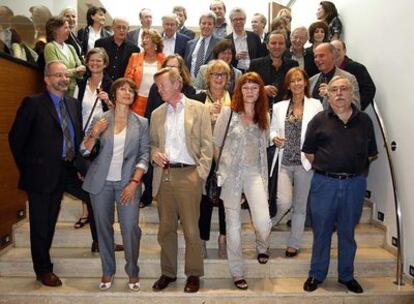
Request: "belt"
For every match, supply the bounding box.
[168,163,194,168]
[315,170,357,180]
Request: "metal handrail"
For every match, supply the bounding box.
[371,100,404,286]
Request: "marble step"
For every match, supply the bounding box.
[0,277,413,304]
[56,195,373,225]
[12,221,384,250]
[0,247,395,279]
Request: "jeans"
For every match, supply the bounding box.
[308,173,366,282]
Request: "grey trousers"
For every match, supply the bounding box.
[90,180,142,278]
[274,164,312,249]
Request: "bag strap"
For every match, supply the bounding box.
[83,95,100,134]
[215,110,233,172]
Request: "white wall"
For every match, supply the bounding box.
[1,0,76,16]
[292,0,414,279]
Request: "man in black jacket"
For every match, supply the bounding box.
[9,61,90,287]
[331,39,376,110]
[249,30,298,106]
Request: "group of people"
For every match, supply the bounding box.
[7,0,378,296]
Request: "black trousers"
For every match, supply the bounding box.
[198,195,226,241]
[141,164,153,206]
[27,161,96,276]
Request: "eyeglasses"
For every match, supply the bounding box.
[114,25,128,31]
[165,64,180,68]
[241,85,259,91]
[47,73,69,78]
[232,18,245,22]
[211,72,227,79]
[329,86,350,94]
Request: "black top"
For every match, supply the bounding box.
[284,48,319,77]
[249,55,299,105]
[66,32,84,62]
[341,56,376,111]
[225,31,264,70]
[77,26,112,56]
[302,105,378,175]
[179,26,195,40]
[94,36,140,80]
[144,84,203,122]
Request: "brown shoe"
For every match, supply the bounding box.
[152,275,177,291]
[114,244,124,251]
[36,272,62,287]
[91,241,124,253]
[184,276,200,293]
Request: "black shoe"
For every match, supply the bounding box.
[338,278,363,293]
[303,277,321,292]
[152,275,177,291]
[285,247,298,257]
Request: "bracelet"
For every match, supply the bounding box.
[130,179,140,184]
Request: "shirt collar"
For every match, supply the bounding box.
[167,94,185,112]
[234,31,247,39]
[327,103,359,122]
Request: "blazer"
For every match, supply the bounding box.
[284,49,319,77]
[179,26,195,40]
[9,92,84,193]
[173,32,191,57]
[126,28,141,47]
[124,52,165,89]
[77,26,111,55]
[66,31,84,61]
[309,66,361,109]
[150,97,213,197]
[184,35,221,74]
[225,31,263,69]
[82,110,150,194]
[269,97,323,175]
[43,42,83,96]
[341,56,376,111]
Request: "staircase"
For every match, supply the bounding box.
[0,195,413,303]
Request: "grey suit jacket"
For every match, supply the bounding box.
[184,35,221,75]
[82,110,150,194]
[150,97,213,197]
[126,29,141,47]
[309,66,361,109]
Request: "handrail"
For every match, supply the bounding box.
[371,100,404,286]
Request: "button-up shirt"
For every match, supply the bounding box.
[233,32,250,71]
[164,96,195,165]
[163,33,176,56]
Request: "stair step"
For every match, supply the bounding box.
[13,221,384,249]
[56,195,373,224]
[0,276,412,304]
[0,247,395,279]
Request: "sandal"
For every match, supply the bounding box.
[234,278,248,290]
[257,253,269,264]
[128,278,141,291]
[99,276,113,291]
[74,217,89,229]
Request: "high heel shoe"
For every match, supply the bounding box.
[128,278,141,291]
[99,276,113,291]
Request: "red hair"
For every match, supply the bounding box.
[231,72,269,130]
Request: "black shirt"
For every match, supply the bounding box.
[302,104,377,174]
[94,36,140,81]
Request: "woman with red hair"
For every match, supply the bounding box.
[213,72,271,290]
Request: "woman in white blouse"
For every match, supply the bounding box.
[269,67,323,257]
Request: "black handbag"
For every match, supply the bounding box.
[206,111,233,206]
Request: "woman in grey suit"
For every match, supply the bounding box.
[82,78,149,291]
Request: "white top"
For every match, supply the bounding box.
[292,53,305,69]
[233,32,250,70]
[106,128,127,181]
[138,61,158,98]
[164,96,195,165]
[163,33,176,56]
[74,80,104,129]
[87,26,101,52]
[190,35,212,77]
[53,41,70,59]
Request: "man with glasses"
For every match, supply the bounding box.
[309,42,360,109]
[9,61,89,287]
[95,18,140,80]
[225,7,263,72]
[302,75,377,294]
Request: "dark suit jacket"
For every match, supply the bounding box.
[225,31,263,69]
[66,32,84,61]
[9,92,84,193]
[284,49,319,77]
[77,26,111,55]
[341,56,376,110]
[179,26,195,39]
[184,35,221,73]
[249,55,299,103]
[126,28,141,47]
[173,32,191,57]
